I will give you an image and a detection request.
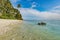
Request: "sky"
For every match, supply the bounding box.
[10,0,60,20]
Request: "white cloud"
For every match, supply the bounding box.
[19,8,60,20]
[31,2,38,8]
[53,6,60,9]
[51,6,60,13]
[31,4,37,8]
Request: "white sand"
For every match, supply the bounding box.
[0,19,22,35]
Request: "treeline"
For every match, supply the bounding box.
[0,0,23,20]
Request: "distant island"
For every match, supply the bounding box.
[0,0,23,20]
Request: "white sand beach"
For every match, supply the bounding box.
[0,19,22,35]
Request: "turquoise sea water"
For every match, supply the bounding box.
[21,20,60,40]
[0,20,60,40]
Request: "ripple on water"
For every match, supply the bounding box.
[0,21,60,40]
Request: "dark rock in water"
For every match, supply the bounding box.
[38,22,46,25]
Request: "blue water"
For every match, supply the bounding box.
[22,20,60,40]
[1,20,60,40]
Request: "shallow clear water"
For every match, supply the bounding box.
[0,20,60,40]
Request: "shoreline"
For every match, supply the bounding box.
[0,19,22,35]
